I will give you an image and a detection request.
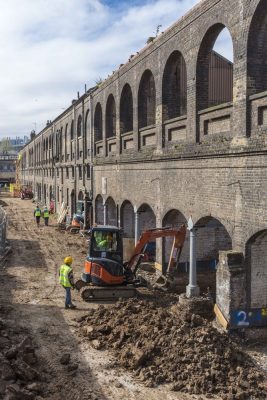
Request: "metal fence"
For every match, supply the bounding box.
[0,206,7,255]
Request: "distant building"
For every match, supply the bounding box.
[0,136,28,185]
[7,136,29,152]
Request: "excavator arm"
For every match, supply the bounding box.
[126,225,187,275]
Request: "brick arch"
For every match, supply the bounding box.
[106,196,117,226]
[94,103,103,142]
[105,94,116,139]
[120,84,133,134]
[195,215,232,263]
[162,51,187,121]
[245,229,267,308]
[196,23,234,112]
[247,0,267,95]
[120,200,134,238]
[95,194,104,225]
[138,70,156,129]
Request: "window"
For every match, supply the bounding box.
[72,166,74,178]
[66,167,69,179]
[78,165,82,180]
[93,231,118,252]
[77,115,82,137]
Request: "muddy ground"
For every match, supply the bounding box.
[0,196,266,400]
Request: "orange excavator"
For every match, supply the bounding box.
[75,224,186,301]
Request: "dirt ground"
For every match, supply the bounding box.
[0,196,266,400]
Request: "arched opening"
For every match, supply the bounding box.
[70,190,75,217]
[121,200,135,238]
[137,204,156,263]
[49,185,53,201]
[78,191,84,201]
[43,184,47,204]
[106,197,117,226]
[162,51,187,121]
[120,84,133,134]
[106,94,116,138]
[120,200,135,262]
[77,115,82,138]
[70,120,74,140]
[85,109,89,155]
[247,1,267,95]
[95,195,104,225]
[245,230,267,308]
[196,25,233,111]
[195,216,232,298]
[64,124,68,160]
[162,209,187,275]
[94,103,103,142]
[138,70,156,128]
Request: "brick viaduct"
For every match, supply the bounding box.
[19,0,267,312]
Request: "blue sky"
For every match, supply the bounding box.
[0,0,233,139]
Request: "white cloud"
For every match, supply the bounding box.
[0,0,233,138]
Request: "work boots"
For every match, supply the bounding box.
[65,304,77,309]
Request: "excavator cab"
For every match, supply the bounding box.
[81,226,124,286]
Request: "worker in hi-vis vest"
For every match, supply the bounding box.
[43,205,49,226]
[59,256,76,309]
[33,204,41,227]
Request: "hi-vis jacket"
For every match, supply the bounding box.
[34,208,41,217]
[59,264,74,288]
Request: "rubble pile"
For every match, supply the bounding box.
[0,309,50,400]
[78,298,266,399]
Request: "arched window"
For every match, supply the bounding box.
[77,115,82,138]
[106,94,116,138]
[64,124,68,160]
[196,25,233,110]
[70,120,74,140]
[85,109,89,155]
[120,84,133,134]
[162,51,187,121]
[138,70,156,128]
[247,1,267,95]
[94,103,103,142]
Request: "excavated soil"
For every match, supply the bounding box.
[78,299,267,400]
[0,195,267,400]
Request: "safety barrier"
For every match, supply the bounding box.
[0,207,7,255]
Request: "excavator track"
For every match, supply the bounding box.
[80,285,137,302]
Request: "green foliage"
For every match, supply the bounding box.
[0,138,13,153]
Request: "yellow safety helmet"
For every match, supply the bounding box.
[64,256,73,265]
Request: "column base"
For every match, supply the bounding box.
[186,284,200,298]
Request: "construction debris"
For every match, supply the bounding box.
[78,297,267,399]
[0,308,51,399]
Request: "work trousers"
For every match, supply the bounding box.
[35,216,40,226]
[44,217,49,226]
[64,287,72,307]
